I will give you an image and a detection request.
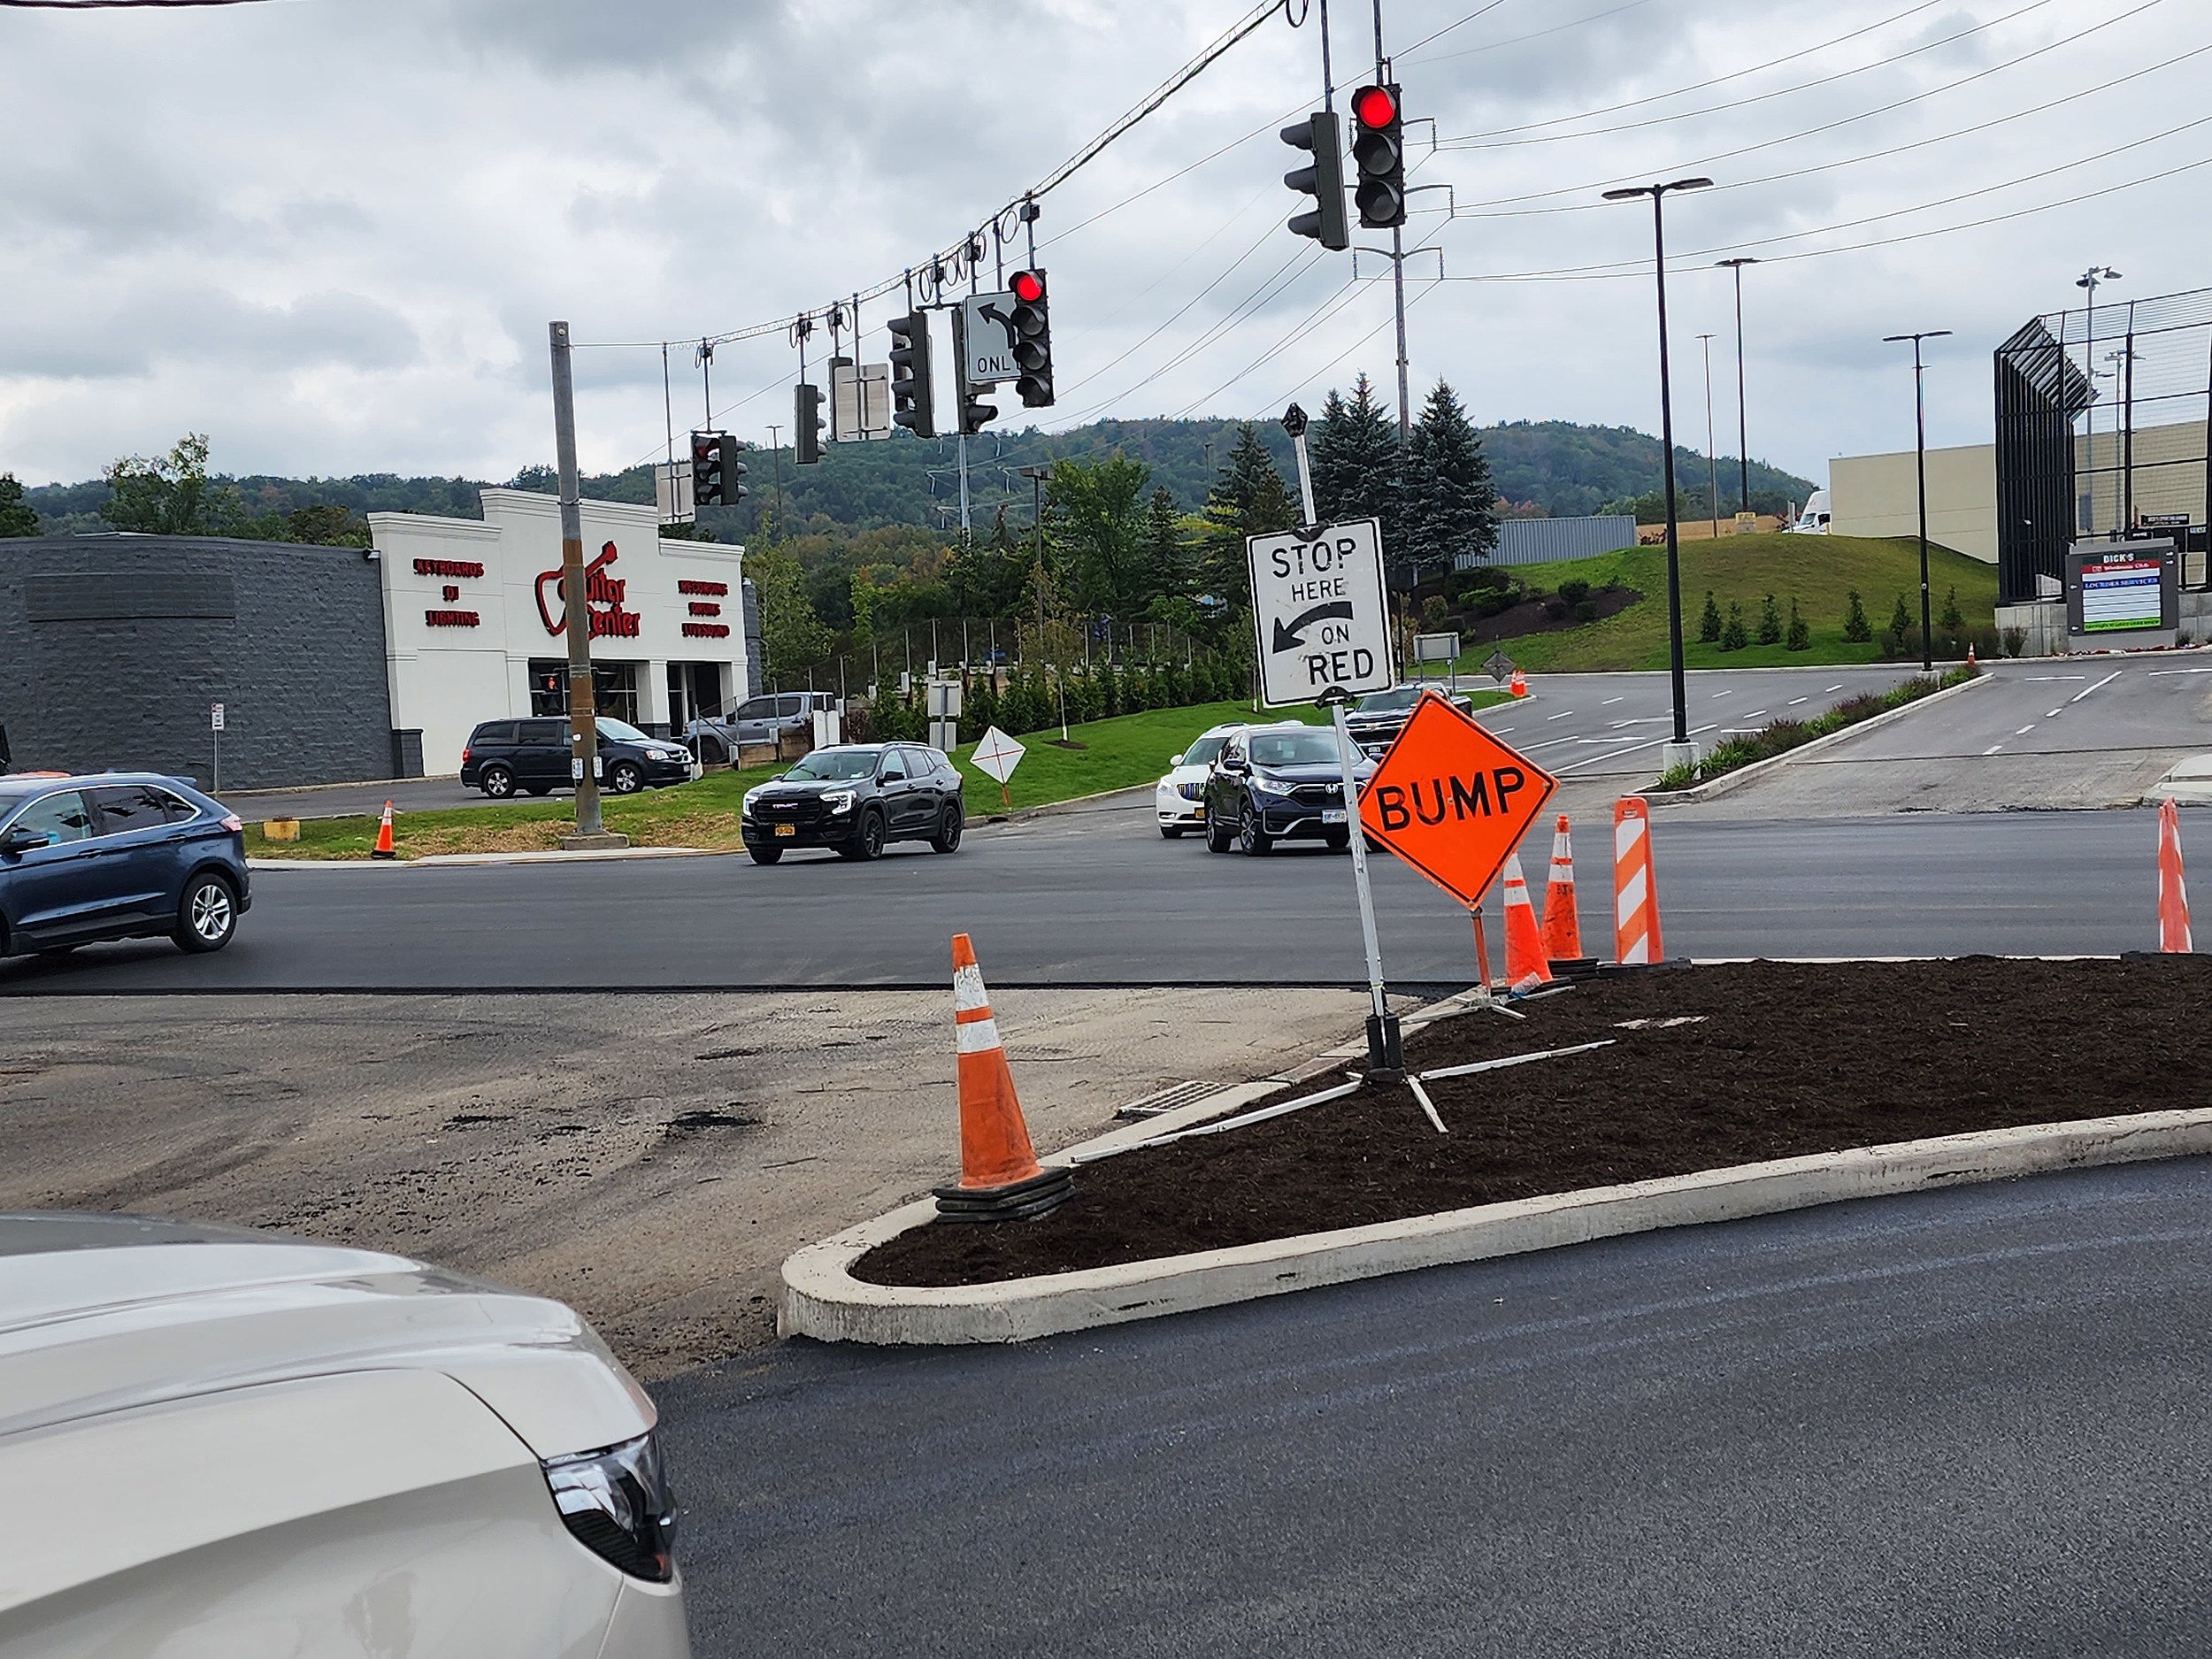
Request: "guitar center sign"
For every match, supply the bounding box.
[536,541,641,640]
[1246,516,1393,706]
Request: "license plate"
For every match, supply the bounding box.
[1323,809,1348,826]
[772,824,796,838]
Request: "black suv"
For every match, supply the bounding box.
[741,743,964,864]
[460,717,701,798]
[1202,723,1377,855]
[1342,684,1477,757]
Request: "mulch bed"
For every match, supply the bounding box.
[855,957,2212,1288]
[1448,584,1642,649]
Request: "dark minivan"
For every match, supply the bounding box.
[460,716,702,798]
[740,743,964,864]
[0,772,250,957]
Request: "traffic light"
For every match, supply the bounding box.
[1351,83,1405,229]
[1280,110,1348,250]
[949,306,997,437]
[1009,269,1053,409]
[887,310,934,438]
[795,382,826,465]
[689,432,748,506]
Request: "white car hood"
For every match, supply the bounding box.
[0,1214,655,1460]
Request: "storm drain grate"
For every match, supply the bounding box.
[1115,1079,1216,1121]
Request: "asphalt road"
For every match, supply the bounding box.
[6,793,2200,993]
[659,1159,2212,1658]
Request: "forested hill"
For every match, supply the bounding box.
[19,417,1814,541]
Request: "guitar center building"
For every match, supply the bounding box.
[370,489,750,778]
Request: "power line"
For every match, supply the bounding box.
[1406,0,1656,65]
[0,0,281,7]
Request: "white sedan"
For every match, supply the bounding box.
[1155,723,1242,839]
[0,1213,690,1658]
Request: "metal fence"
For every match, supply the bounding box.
[760,615,1214,701]
[1996,287,2212,603]
[1455,515,1639,571]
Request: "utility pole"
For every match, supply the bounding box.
[1884,329,1953,672]
[549,321,623,849]
[1716,257,1758,516]
[766,423,785,533]
[1371,0,1411,445]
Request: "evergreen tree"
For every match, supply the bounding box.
[1198,423,1297,608]
[1889,593,1913,640]
[1757,592,1783,646]
[1786,596,1810,650]
[1721,601,1747,652]
[1142,485,1191,603]
[1699,589,1723,643]
[1939,585,1963,634]
[0,473,39,537]
[1843,588,1871,642]
[1308,374,1403,549]
[1402,379,1496,577]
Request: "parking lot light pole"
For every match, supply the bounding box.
[1884,329,1953,672]
[1716,257,1759,516]
[549,321,625,849]
[1605,177,1712,771]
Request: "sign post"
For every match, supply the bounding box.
[1247,403,1403,1077]
[210,702,224,795]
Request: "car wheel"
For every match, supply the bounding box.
[930,802,964,854]
[700,736,729,766]
[1239,802,1272,856]
[480,764,515,800]
[173,872,239,954]
[608,762,644,795]
[748,845,783,865]
[1324,829,1350,851]
[1204,811,1233,853]
[838,808,886,861]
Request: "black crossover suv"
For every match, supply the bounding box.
[741,743,965,864]
[1202,722,1378,855]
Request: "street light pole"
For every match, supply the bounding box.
[2075,265,2121,534]
[1698,332,1720,542]
[1716,257,1759,517]
[1884,329,1953,672]
[1605,176,1714,768]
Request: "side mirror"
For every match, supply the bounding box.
[1169,751,1185,766]
[0,825,50,856]
[881,770,906,785]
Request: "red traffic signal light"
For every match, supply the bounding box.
[1011,269,1046,304]
[1353,83,1398,130]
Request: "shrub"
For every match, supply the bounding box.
[1721,601,1747,651]
[1786,597,1810,650]
[2002,625,2027,658]
[1474,588,1516,618]
[1757,592,1783,645]
[1939,586,1963,634]
[1699,589,1723,643]
[1573,600,1598,623]
[1889,593,1913,641]
[1421,595,1449,626]
[1843,588,1871,643]
[1558,578,1591,607]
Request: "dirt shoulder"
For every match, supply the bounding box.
[856,956,2212,1288]
[0,986,1364,1379]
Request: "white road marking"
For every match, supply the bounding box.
[2047,709,2063,718]
[1983,743,2005,755]
[1742,710,1768,719]
[2016,725,2036,735]
[1555,722,1719,773]
[2024,674,2086,681]
[1786,696,1809,706]
[1494,726,1514,733]
[2072,669,2123,703]
[1711,689,1733,698]
[1523,735,1585,751]
[1601,696,1625,704]
[1545,710,1575,720]
[2149,667,2212,677]
[1824,684,1844,692]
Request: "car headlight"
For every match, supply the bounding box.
[823,788,856,813]
[542,1430,677,1583]
[741,787,761,818]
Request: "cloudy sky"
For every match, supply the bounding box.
[3,0,2207,489]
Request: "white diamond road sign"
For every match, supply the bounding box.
[958,291,1021,386]
[970,725,1026,785]
[1246,517,1393,707]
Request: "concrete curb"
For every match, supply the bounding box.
[1648,671,1986,806]
[779,1104,2212,1345]
[248,845,724,870]
[2146,754,2212,806]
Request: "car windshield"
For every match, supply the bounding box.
[1356,687,1421,713]
[1183,734,1228,767]
[1248,729,1340,769]
[596,718,651,742]
[783,749,879,782]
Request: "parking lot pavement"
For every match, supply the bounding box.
[0,985,1367,1379]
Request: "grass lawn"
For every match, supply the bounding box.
[1460,533,2001,675]
[247,690,1506,859]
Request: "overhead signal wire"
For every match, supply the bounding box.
[1404,0,1657,65]
[1448,33,2212,220]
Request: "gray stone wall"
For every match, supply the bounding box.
[0,534,393,790]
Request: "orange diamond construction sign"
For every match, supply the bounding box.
[1358,690,1558,908]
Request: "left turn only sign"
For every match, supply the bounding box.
[1246,516,1393,707]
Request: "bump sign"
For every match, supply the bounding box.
[1247,516,1392,706]
[1358,690,1558,909]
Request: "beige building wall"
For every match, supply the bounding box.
[2074,419,2207,536]
[1828,442,1998,563]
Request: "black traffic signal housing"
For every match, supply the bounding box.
[795,382,826,465]
[1350,83,1405,230]
[949,305,997,437]
[690,432,747,507]
[1280,110,1348,250]
[887,310,935,438]
[1009,269,1053,409]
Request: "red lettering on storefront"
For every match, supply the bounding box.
[535,541,640,640]
[425,610,480,628]
[682,622,730,639]
[687,601,721,617]
[677,580,728,596]
[414,558,486,579]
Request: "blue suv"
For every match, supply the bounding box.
[0,772,250,958]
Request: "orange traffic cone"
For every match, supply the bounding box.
[1500,852,1553,990]
[1967,642,1978,669]
[1540,814,1583,963]
[1509,669,1529,699]
[370,801,396,860]
[2159,798,2192,953]
[932,933,1072,1220]
[1613,795,1663,964]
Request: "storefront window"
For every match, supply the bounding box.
[526,659,640,725]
